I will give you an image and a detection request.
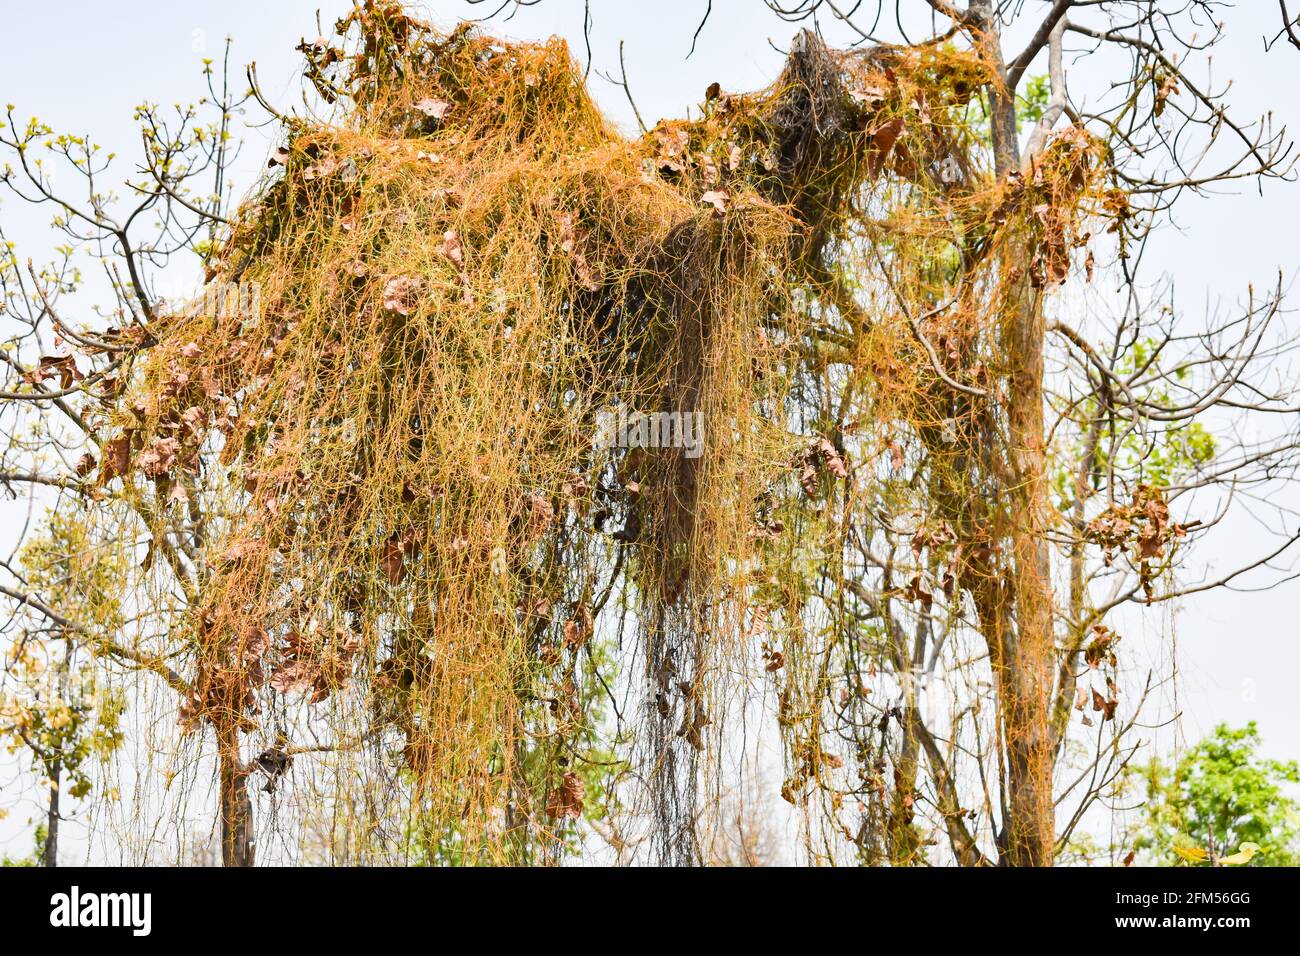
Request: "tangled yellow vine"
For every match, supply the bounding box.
[86,1,1122,864]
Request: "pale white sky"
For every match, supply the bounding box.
[1,1,1297,862]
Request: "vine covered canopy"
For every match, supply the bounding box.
[18,0,1282,869]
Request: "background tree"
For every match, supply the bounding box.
[0,45,254,863]
[1133,723,1300,866]
[0,511,126,865]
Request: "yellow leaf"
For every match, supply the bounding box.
[1219,842,1261,866]
[1171,843,1209,863]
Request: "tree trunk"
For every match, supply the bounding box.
[888,620,927,865]
[1000,266,1056,867]
[217,722,255,867]
[43,758,60,867]
[971,0,1057,868]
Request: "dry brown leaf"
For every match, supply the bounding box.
[382,275,423,315]
[700,189,729,214]
[545,771,585,820]
[414,96,451,119]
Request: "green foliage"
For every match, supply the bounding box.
[1018,74,1051,128]
[0,510,126,804]
[0,824,46,867]
[1135,723,1300,866]
[960,73,1051,143]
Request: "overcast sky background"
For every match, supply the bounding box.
[1,1,1297,862]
